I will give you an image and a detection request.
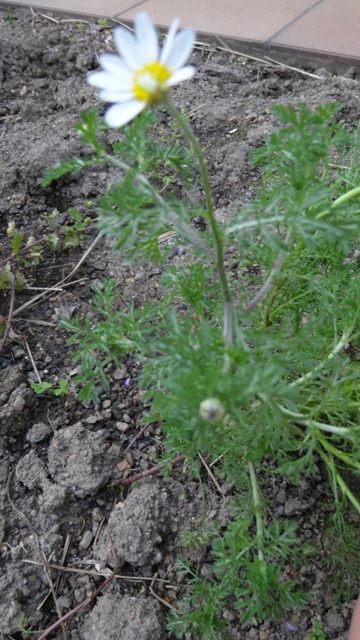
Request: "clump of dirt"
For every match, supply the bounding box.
[1,6,360,639]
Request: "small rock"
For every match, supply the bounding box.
[116,422,131,433]
[12,347,25,360]
[276,489,287,504]
[48,423,121,498]
[79,530,94,550]
[81,594,166,640]
[324,610,345,634]
[113,365,127,380]
[26,422,52,444]
[86,415,100,425]
[344,66,357,79]
[284,497,308,516]
[27,371,44,383]
[200,563,215,579]
[95,479,170,567]
[57,595,72,610]
[92,508,104,523]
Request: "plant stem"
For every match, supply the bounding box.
[248,461,266,575]
[276,404,352,437]
[164,99,233,345]
[317,447,360,513]
[105,155,216,262]
[316,432,360,470]
[290,328,354,388]
[245,227,293,314]
[315,185,360,221]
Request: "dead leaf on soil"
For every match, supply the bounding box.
[53,299,77,320]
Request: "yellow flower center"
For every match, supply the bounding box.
[133,62,171,104]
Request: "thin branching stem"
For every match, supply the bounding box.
[248,461,266,574]
[316,432,360,471]
[290,327,355,388]
[105,155,216,262]
[245,227,293,314]
[164,99,233,345]
[316,185,360,220]
[317,447,360,513]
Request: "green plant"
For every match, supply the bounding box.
[307,620,326,640]
[32,379,69,396]
[17,613,36,639]
[43,83,360,633]
[45,205,93,249]
[97,17,109,29]
[6,9,14,24]
[323,469,360,602]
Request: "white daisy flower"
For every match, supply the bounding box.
[88,12,196,128]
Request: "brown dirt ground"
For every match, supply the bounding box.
[1,6,360,639]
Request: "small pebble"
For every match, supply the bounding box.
[79,530,94,550]
[86,415,100,425]
[56,595,72,610]
[113,365,127,380]
[116,421,131,433]
[26,422,52,444]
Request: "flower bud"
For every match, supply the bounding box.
[199,398,225,422]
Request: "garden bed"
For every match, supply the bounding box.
[1,6,360,639]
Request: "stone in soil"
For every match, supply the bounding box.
[47,422,121,498]
[81,593,166,640]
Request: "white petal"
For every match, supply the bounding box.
[88,71,132,92]
[98,54,133,82]
[167,65,196,86]
[113,26,147,70]
[160,18,180,66]
[87,70,112,89]
[99,89,134,102]
[104,100,144,128]
[134,12,158,61]
[163,29,195,71]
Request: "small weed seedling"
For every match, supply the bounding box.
[17,613,36,639]
[97,17,109,29]
[308,620,327,640]
[32,379,69,397]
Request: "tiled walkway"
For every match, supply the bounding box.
[2,0,360,70]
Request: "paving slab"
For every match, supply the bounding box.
[271,0,360,65]
[1,0,360,71]
[115,0,318,42]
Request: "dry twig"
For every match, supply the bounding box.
[37,535,118,640]
[0,273,15,356]
[198,452,224,495]
[7,471,67,639]
[115,454,187,486]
